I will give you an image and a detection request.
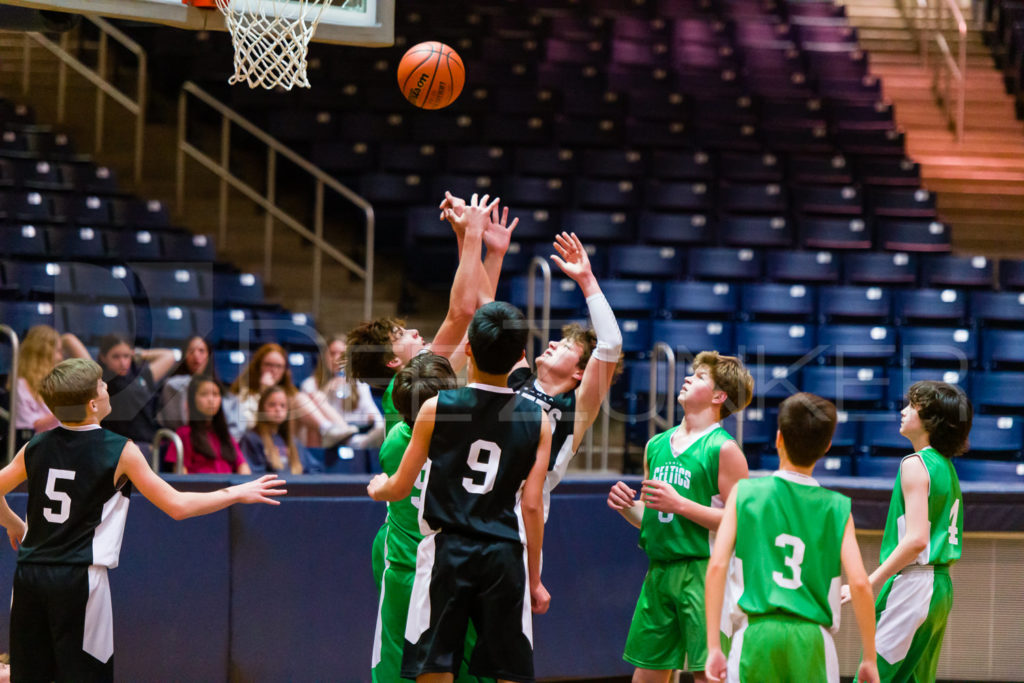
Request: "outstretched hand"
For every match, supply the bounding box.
[483,202,518,256]
[550,232,594,285]
[439,191,466,221]
[443,193,500,240]
[234,474,287,505]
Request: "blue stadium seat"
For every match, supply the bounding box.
[0,301,61,337]
[832,414,862,456]
[854,455,904,478]
[688,247,763,282]
[787,154,854,185]
[46,226,106,259]
[574,178,640,210]
[719,182,787,214]
[735,319,817,363]
[257,311,320,349]
[211,308,260,346]
[746,363,802,401]
[107,229,163,260]
[381,143,442,173]
[644,180,712,212]
[799,217,872,250]
[859,411,907,455]
[602,279,663,315]
[358,172,429,204]
[720,215,793,248]
[760,453,854,477]
[212,272,265,307]
[886,367,969,407]
[966,415,1023,460]
[133,265,205,304]
[483,115,550,145]
[67,162,119,194]
[287,350,318,387]
[15,158,69,191]
[68,263,136,301]
[765,250,841,283]
[637,212,713,246]
[722,407,777,464]
[718,152,784,183]
[648,149,714,181]
[0,224,46,257]
[869,187,937,219]
[2,189,57,223]
[161,232,216,262]
[3,260,72,297]
[506,276,586,316]
[63,303,135,345]
[843,252,918,286]
[856,157,921,186]
[608,245,685,279]
[893,289,968,325]
[877,219,952,253]
[504,176,570,207]
[818,324,896,362]
[651,320,734,357]
[663,281,739,318]
[308,140,374,174]
[146,305,198,347]
[213,349,251,385]
[981,329,1024,369]
[921,255,993,289]
[997,258,1024,291]
[618,319,653,355]
[802,365,887,407]
[562,210,634,243]
[793,184,863,216]
[954,458,1024,482]
[973,372,1024,411]
[515,147,576,176]
[580,149,647,178]
[54,194,113,226]
[446,145,510,175]
[970,291,1024,327]
[740,283,816,321]
[818,285,891,323]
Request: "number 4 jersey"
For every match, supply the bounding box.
[419,384,543,543]
[732,471,851,631]
[19,425,132,568]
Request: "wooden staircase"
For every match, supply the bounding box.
[842,0,1024,259]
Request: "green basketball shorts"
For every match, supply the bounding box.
[728,613,838,682]
[624,557,708,672]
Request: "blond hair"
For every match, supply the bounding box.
[692,350,753,420]
[18,325,61,397]
[39,358,102,423]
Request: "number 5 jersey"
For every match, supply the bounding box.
[419,384,544,542]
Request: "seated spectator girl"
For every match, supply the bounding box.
[158,335,245,438]
[230,343,356,447]
[239,386,321,475]
[300,335,385,450]
[97,333,176,448]
[14,326,90,435]
[166,375,251,474]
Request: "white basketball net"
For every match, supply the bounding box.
[214,0,331,90]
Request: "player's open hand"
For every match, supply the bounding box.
[439,190,466,220]
[443,193,500,239]
[234,474,287,505]
[705,647,727,681]
[640,479,685,515]
[856,660,880,683]
[367,473,389,501]
[607,481,637,510]
[840,584,851,605]
[483,201,518,256]
[550,232,593,284]
[531,581,550,615]
[6,517,25,552]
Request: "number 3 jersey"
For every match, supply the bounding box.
[733,472,851,630]
[18,425,132,568]
[419,384,543,543]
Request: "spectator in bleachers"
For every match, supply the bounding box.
[158,335,245,439]
[166,375,250,474]
[97,333,176,450]
[230,343,357,448]
[300,335,385,450]
[13,325,90,434]
[239,386,320,475]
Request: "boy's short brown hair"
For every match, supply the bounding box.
[345,317,405,388]
[39,358,103,423]
[907,380,972,458]
[778,393,838,467]
[392,353,458,425]
[692,350,753,420]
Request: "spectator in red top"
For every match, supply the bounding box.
[166,376,250,475]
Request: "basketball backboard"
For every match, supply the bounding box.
[0,0,394,46]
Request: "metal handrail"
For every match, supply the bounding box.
[903,0,968,141]
[0,326,19,465]
[647,342,677,440]
[21,16,147,184]
[176,81,374,320]
[151,428,184,474]
[525,256,552,363]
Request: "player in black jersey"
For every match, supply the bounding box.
[368,302,553,683]
[0,358,285,682]
[508,232,622,513]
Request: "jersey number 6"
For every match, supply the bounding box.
[463,440,501,495]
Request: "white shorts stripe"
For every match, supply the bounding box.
[520,543,533,647]
[83,565,113,663]
[820,625,839,683]
[371,530,390,668]
[405,534,437,645]
[727,619,747,682]
[875,568,934,664]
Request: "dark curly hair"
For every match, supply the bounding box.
[906,380,972,458]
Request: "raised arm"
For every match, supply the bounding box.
[640,439,748,532]
[115,441,285,520]
[523,413,553,614]
[367,397,437,502]
[138,347,178,384]
[550,232,622,452]
[431,194,495,360]
[607,444,647,528]
[481,201,517,305]
[840,514,879,683]
[704,487,739,682]
[867,455,930,592]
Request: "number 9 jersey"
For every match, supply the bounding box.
[19,425,132,568]
[418,384,543,543]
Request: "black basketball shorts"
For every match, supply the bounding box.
[402,532,535,682]
[11,563,114,683]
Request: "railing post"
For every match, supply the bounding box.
[648,342,677,441]
[176,90,187,216]
[265,148,276,284]
[0,326,19,465]
[56,33,68,123]
[313,180,325,319]
[364,206,375,320]
[151,429,184,474]
[135,50,147,185]
[526,256,552,363]
[96,31,107,153]
[21,35,30,95]
[219,115,231,247]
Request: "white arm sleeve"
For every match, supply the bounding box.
[586,292,622,362]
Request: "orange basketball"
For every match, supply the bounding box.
[397,41,465,110]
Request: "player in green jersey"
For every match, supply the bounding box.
[704,392,879,683]
[608,351,753,683]
[846,380,970,683]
